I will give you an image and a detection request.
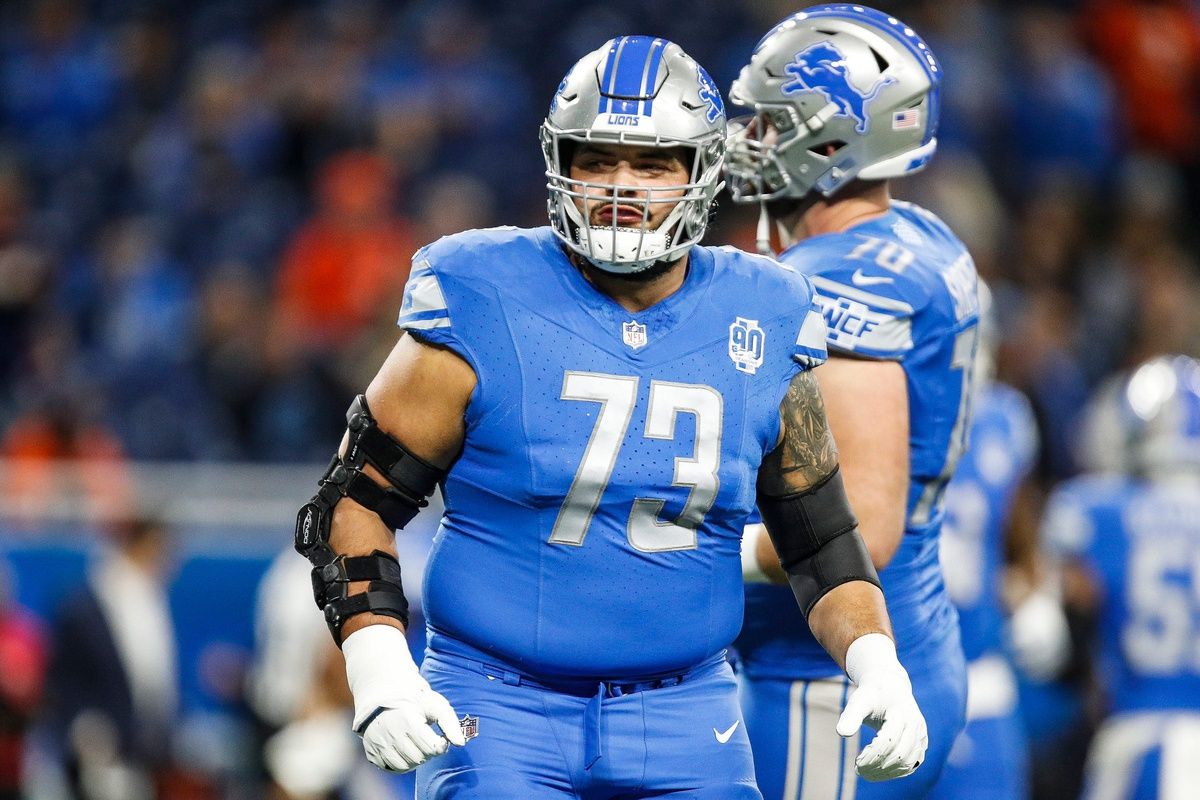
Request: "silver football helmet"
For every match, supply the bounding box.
[1122,355,1200,477]
[542,36,726,274]
[1076,355,1200,477]
[726,5,940,212]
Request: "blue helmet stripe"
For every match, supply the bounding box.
[597,37,625,114]
[597,35,659,116]
[610,36,657,98]
[639,38,666,116]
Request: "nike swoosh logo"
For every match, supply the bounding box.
[714,721,740,744]
[851,269,894,286]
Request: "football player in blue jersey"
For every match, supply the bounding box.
[926,285,1067,800]
[726,6,977,799]
[1043,355,1200,800]
[292,36,927,799]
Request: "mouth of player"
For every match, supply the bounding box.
[595,204,650,227]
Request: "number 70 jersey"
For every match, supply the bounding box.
[397,226,828,679]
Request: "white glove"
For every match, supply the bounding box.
[263,710,358,797]
[1008,587,1070,681]
[342,625,466,773]
[836,633,928,782]
[740,523,773,583]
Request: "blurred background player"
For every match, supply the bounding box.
[294,34,928,800]
[728,6,976,798]
[249,531,439,800]
[1043,355,1200,800]
[34,513,178,800]
[927,283,1069,800]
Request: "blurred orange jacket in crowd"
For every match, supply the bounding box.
[274,151,417,351]
[0,414,132,524]
[1084,0,1200,161]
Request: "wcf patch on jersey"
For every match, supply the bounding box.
[728,317,765,375]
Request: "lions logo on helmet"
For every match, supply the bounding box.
[697,65,725,124]
[782,41,896,134]
[541,36,726,275]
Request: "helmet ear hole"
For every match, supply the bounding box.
[808,140,847,158]
[557,140,577,174]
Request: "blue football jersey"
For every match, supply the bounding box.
[941,383,1039,661]
[738,201,980,679]
[1044,475,1200,715]
[397,226,828,679]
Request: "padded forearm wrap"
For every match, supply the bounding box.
[312,550,410,646]
[757,467,881,617]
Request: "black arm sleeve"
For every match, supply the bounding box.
[756,467,881,617]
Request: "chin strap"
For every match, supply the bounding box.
[776,218,795,253]
[755,200,801,258]
[755,200,773,256]
[755,201,797,257]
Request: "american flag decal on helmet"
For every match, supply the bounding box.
[892,109,921,130]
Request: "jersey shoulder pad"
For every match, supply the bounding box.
[408,225,532,284]
[396,226,535,361]
[889,202,981,324]
[711,246,827,369]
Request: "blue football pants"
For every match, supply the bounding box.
[739,637,966,800]
[925,712,1028,800]
[416,650,763,799]
[1082,712,1200,800]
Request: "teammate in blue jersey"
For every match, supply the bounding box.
[726,7,977,798]
[1043,355,1200,800]
[291,36,928,799]
[925,288,1053,800]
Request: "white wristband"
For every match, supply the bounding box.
[342,625,420,730]
[844,632,901,684]
[741,523,771,583]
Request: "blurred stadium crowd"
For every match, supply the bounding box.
[0,0,1197,798]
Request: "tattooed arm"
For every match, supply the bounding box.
[758,368,841,495]
[755,369,892,670]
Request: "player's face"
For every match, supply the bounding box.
[738,110,783,147]
[568,143,691,231]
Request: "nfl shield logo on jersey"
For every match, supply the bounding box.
[622,320,648,350]
[728,317,765,374]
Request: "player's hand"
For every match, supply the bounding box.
[1008,586,1070,680]
[342,625,467,773]
[836,633,928,782]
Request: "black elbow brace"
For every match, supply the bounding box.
[294,395,442,644]
[294,394,445,567]
[757,467,881,617]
